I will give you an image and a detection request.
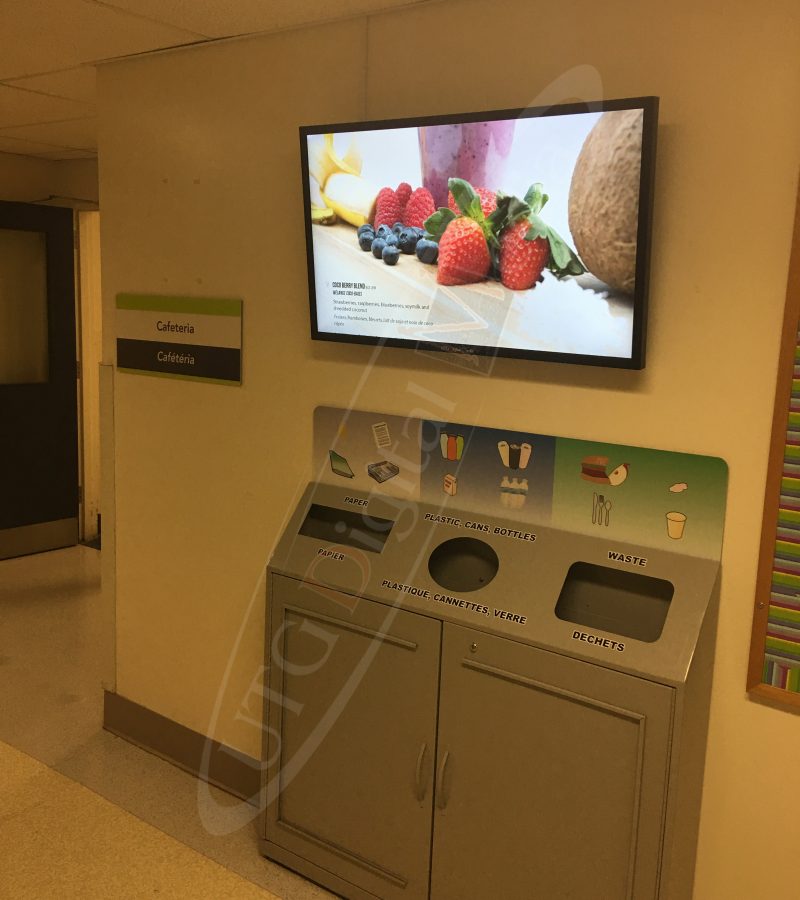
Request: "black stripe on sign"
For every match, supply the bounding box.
[117,338,241,382]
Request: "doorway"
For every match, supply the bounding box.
[0,201,79,559]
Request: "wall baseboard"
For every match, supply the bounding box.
[103,691,261,803]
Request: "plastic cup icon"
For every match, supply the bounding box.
[666,511,687,540]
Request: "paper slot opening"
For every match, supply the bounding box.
[297,504,394,553]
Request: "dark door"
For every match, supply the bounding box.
[0,201,78,559]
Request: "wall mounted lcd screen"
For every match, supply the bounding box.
[300,97,657,369]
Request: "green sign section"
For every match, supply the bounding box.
[116,294,241,317]
[115,293,242,385]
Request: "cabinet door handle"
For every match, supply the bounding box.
[436,750,451,810]
[415,742,428,802]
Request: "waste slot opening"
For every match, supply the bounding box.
[428,537,499,593]
[555,561,674,643]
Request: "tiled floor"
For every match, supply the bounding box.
[0,546,333,899]
[0,740,280,899]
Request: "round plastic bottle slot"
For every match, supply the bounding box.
[428,537,499,593]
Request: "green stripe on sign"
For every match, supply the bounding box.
[786,445,800,459]
[789,412,800,428]
[116,293,241,316]
[773,571,800,589]
[778,508,800,526]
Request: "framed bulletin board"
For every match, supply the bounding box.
[748,179,800,707]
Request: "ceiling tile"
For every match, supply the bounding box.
[0,135,70,158]
[98,0,431,39]
[4,67,97,104]
[0,118,97,151]
[33,148,97,161]
[0,85,91,127]
[0,0,437,161]
[0,0,207,81]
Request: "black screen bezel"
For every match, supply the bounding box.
[299,96,658,371]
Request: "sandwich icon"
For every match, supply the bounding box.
[580,456,629,486]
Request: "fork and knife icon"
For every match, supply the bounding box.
[592,492,612,526]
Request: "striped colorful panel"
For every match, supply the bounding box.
[764,328,800,692]
[762,659,800,690]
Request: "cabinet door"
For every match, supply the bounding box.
[431,624,674,900]
[264,575,441,900]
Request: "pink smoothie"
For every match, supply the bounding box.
[418,120,516,208]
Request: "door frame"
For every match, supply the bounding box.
[76,209,102,542]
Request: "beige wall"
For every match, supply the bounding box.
[0,152,56,202]
[97,1,800,896]
[55,159,100,207]
[0,152,98,206]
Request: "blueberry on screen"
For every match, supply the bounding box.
[382,245,400,266]
[416,239,438,264]
[398,229,420,254]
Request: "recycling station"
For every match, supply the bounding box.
[260,407,728,900]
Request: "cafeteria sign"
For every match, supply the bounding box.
[116,293,242,385]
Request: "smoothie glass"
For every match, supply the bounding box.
[418,120,516,209]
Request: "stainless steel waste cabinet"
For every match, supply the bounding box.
[261,482,720,900]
